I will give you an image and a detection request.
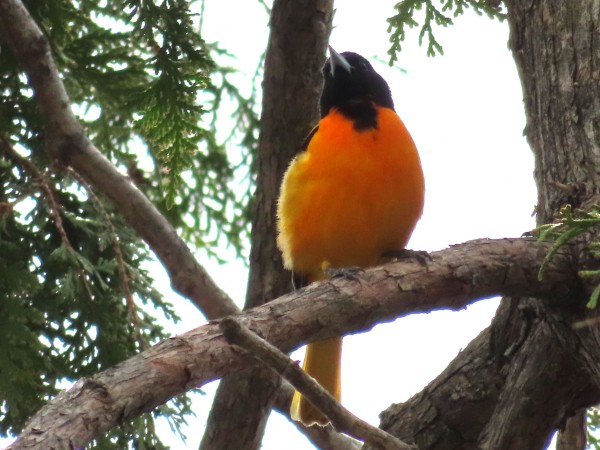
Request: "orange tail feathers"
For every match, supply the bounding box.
[290,336,343,425]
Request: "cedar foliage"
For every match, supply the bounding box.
[0,0,258,447]
[387,0,504,58]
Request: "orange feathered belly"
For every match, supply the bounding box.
[277,107,424,280]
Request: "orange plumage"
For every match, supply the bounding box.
[277,48,424,425]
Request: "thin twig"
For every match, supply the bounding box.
[1,137,69,247]
[271,383,363,449]
[66,167,149,349]
[0,136,95,302]
[219,317,417,450]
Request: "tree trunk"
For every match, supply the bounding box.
[371,1,600,449]
[509,0,600,223]
[557,409,586,450]
[199,1,333,449]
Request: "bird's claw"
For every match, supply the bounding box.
[382,249,431,266]
[322,262,363,281]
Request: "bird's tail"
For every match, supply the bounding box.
[290,336,342,425]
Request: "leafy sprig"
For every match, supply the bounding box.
[387,0,505,61]
[537,205,600,308]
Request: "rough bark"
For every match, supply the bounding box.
[377,296,600,449]
[372,1,600,449]
[557,409,586,450]
[199,1,334,449]
[9,238,575,450]
[510,0,600,223]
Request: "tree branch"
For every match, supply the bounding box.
[8,238,576,449]
[272,384,363,449]
[373,293,600,449]
[0,0,239,319]
[220,317,414,449]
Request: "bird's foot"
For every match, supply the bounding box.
[321,261,363,281]
[381,249,431,266]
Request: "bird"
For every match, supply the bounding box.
[276,47,425,426]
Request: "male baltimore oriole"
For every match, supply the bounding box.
[276,47,425,425]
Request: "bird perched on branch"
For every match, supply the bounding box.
[277,47,425,425]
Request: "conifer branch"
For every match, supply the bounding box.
[66,167,149,349]
[0,0,240,319]
[0,137,96,302]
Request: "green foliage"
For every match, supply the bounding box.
[588,406,600,449]
[199,43,263,257]
[18,0,256,256]
[0,0,261,447]
[0,147,188,442]
[537,205,600,308]
[387,0,505,60]
[127,0,214,208]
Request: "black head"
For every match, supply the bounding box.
[320,48,394,120]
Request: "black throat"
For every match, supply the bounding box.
[320,51,394,131]
[335,98,379,131]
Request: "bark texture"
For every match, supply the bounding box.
[371,1,600,449]
[199,1,334,449]
[510,0,600,223]
[9,238,575,449]
[557,409,586,450]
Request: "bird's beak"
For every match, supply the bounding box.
[328,46,351,76]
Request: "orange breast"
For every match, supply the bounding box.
[277,107,424,281]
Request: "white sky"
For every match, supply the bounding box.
[152,1,542,449]
[1,1,546,449]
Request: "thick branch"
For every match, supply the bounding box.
[374,294,600,450]
[0,0,238,319]
[8,238,576,449]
